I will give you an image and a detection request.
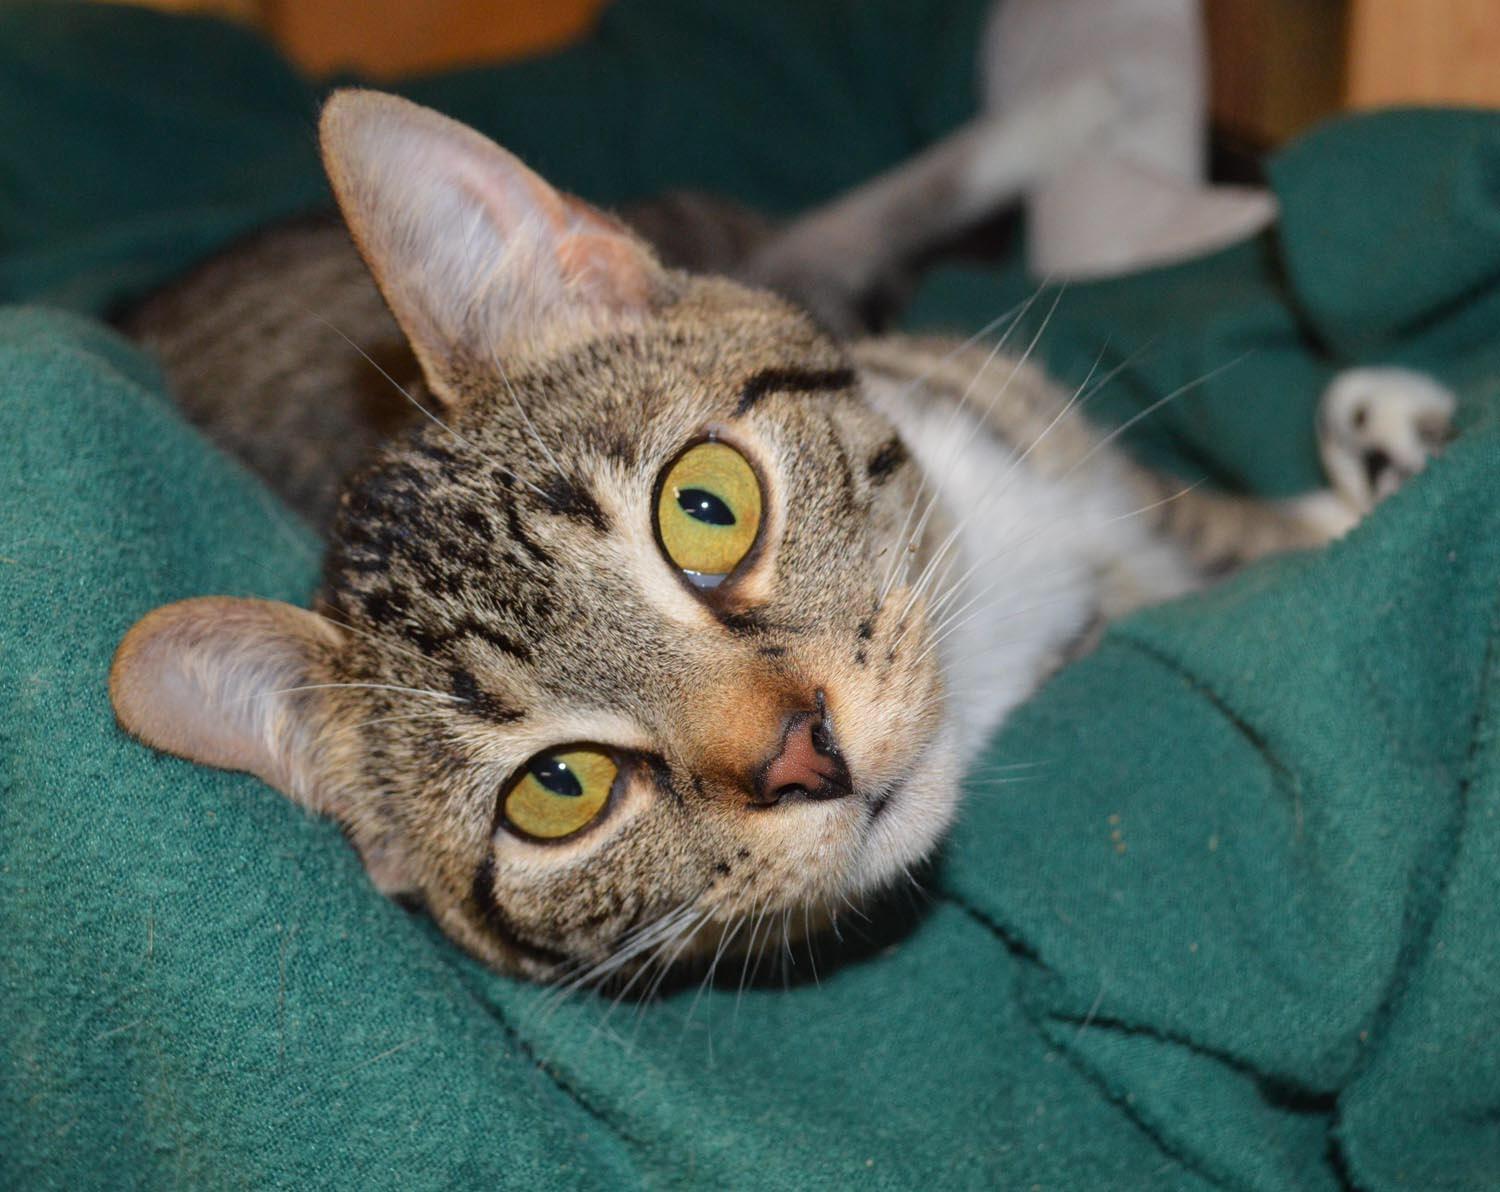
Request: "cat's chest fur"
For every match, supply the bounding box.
[860,343,1199,759]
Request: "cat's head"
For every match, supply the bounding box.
[111,91,957,981]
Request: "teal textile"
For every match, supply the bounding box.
[4,3,1500,1187]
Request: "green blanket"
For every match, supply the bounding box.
[5,4,1500,1188]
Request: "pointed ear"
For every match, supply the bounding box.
[319,89,670,395]
[109,598,345,813]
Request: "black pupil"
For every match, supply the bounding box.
[532,757,582,798]
[678,487,735,526]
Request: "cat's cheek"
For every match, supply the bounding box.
[705,799,875,914]
[824,655,947,801]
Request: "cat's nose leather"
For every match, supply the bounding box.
[753,694,850,805]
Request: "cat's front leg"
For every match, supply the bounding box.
[1282,367,1458,545]
[1128,367,1456,578]
[1317,367,1457,517]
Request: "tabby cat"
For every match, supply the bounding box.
[109,91,1452,984]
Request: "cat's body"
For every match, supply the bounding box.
[111,91,1452,985]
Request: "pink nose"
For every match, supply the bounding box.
[754,695,850,805]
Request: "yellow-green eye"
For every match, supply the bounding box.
[504,748,618,841]
[656,441,762,587]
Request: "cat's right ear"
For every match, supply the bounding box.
[319,89,671,399]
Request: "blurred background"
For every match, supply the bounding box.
[102,0,1500,150]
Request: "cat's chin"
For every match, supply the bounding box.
[846,718,963,897]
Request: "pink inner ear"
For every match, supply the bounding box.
[557,229,663,310]
[485,184,663,312]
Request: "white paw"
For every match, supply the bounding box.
[1318,367,1456,516]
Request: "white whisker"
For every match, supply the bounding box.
[243,682,461,705]
[1063,353,1250,481]
[301,306,483,455]
[301,303,555,501]
[492,348,568,483]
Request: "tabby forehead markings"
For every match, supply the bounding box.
[823,413,861,513]
[865,435,908,484]
[399,609,534,663]
[448,667,523,724]
[733,365,858,416]
[500,498,554,569]
[537,474,610,533]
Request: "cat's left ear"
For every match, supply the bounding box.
[109,598,345,812]
[319,89,671,399]
[112,598,422,896]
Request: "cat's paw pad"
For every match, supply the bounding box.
[1318,367,1456,515]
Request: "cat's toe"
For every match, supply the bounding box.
[1317,366,1456,515]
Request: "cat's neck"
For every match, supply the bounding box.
[858,344,1199,758]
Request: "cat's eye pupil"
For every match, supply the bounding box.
[531,757,582,798]
[677,487,735,526]
[505,747,618,841]
[655,441,762,584]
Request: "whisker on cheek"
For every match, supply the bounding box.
[242,681,463,705]
[324,708,452,743]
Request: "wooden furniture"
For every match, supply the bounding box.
[1203,0,1347,146]
[261,0,609,76]
[1346,0,1500,110]
[1206,0,1500,147]
[104,0,608,73]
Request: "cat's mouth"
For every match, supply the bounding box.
[860,711,942,829]
[866,785,898,821]
[844,715,960,897]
